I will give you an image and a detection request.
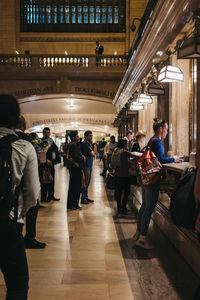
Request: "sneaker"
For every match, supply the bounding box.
[135,235,154,250]
[132,231,140,241]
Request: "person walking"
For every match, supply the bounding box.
[134,118,183,249]
[81,131,94,204]
[66,131,85,210]
[41,127,61,202]
[0,94,40,299]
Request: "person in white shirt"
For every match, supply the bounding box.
[0,94,40,300]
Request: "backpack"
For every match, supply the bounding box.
[0,134,19,219]
[137,138,163,186]
[99,45,104,54]
[170,168,198,229]
[111,148,123,169]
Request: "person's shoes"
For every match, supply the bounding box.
[81,199,89,204]
[67,206,73,210]
[87,199,94,203]
[132,230,140,242]
[135,235,154,249]
[74,206,82,210]
[100,173,106,176]
[41,199,51,203]
[24,239,46,249]
[49,196,60,201]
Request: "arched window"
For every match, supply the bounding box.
[20,0,126,33]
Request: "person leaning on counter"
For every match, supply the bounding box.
[133,118,183,250]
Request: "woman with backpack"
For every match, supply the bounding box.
[133,118,183,249]
[112,139,136,215]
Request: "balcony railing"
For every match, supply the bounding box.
[0,54,127,69]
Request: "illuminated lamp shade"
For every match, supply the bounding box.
[158,65,184,82]
[147,82,165,95]
[137,93,153,104]
[178,36,200,59]
[130,103,144,111]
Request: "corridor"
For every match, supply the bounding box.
[0,161,198,300]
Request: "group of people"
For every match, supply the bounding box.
[102,121,183,250]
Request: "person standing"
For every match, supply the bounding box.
[95,41,104,66]
[41,127,60,202]
[104,135,117,172]
[15,116,46,249]
[66,131,85,210]
[99,137,107,176]
[81,131,94,204]
[0,94,40,299]
[134,118,183,249]
[124,130,134,151]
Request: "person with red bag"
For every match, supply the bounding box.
[133,118,183,249]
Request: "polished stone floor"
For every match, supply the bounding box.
[0,161,199,299]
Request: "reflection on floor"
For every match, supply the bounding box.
[0,161,199,300]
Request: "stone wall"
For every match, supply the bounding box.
[0,0,148,55]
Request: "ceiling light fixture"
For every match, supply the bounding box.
[130,103,144,111]
[137,93,153,104]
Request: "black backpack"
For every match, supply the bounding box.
[170,168,198,229]
[0,134,19,219]
[99,45,104,54]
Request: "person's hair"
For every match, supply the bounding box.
[43,127,50,133]
[69,130,78,141]
[134,130,146,141]
[84,130,92,137]
[96,41,99,44]
[110,135,115,141]
[126,130,133,136]
[153,118,167,133]
[117,139,127,149]
[16,115,26,131]
[0,94,20,128]
[102,137,105,141]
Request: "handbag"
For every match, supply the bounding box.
[128,158,138,177]
[137,138,163,187]
[40,166,53,184]
[106,173,115,190]
[65,142,80,169]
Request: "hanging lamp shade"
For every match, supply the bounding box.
[147,82,165,95]
[137,93,153,104]
[178,35,200,59]
[158,65,184,82]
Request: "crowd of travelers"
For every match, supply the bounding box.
[0,94,200,299]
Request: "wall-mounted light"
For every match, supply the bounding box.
[65,51,68,55]
[178,9,200,59]
[158,65,184,82]
[130,18,141,32]
[15,50,19,55]
[147,81,165,95]
[114,51,117,56]
[137,93,153,104]
[130,103,144,111]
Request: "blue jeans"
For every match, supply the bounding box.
[81,165,92,200]
[137,184,160,235]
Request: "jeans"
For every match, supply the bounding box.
[67,168,82,208]
[137,184,160,235]
[41,165,55,201]
[115,177,131,212]
[0,217,29,300]
[81,165,92,200]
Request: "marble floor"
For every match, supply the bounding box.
[0,161,199,299]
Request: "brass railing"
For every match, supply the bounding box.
[0,54,127,68]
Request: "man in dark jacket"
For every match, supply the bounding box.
[41,127,61,202]
[67,131,84,210]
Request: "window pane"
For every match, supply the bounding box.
[96,6,100,24]
[78,6,82,23]
[108,6,112,24]
[65,6,70,23]
[83,6,88,24]
[60,6,64,23]
[114,6,118,24]
[46,6,51,24]
[90,6,94,23]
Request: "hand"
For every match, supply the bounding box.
[47,160,53,166]
[174,156,184,163]
[90,151,94,157]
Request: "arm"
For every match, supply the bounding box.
[153,140,174,164]
[22,144,40,213]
